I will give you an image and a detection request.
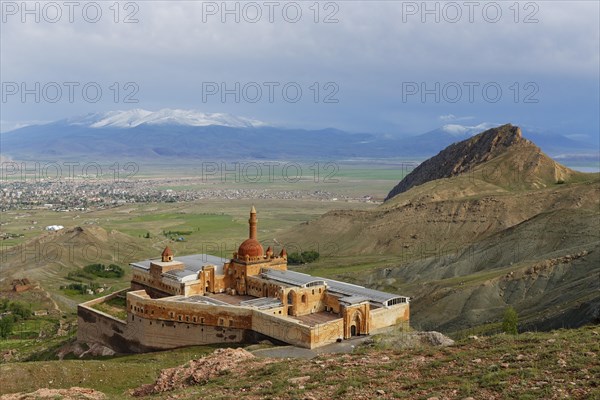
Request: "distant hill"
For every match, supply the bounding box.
[385,124,580,200]
[1,110,595,161]
[279,124,600,332]
[0,225,150,310]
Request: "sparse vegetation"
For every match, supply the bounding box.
[287,250,320,265]
[83,263,125,279]
[502,306,519,335]
[0,318,14,339]
[0,299,34,339]
[60,282,100,295]
[91,296,127,320]
[2,325,597,398]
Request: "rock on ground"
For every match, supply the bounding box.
[132,347,255,396]
[0,387,106,400]
[56,342,116,360]
[416,331,455,347]
[372,330,455,349]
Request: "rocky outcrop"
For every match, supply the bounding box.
[132,347,255,396]
[385,124,532,200]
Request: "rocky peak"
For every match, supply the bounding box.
[385,124,533,201]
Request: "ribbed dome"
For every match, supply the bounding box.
[238,238,264,258]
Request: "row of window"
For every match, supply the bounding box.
[387,298,408,306]
[287,289,322,305]
[135,274,180,294]
[131,305,154,315]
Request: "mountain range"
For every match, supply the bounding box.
[1,109,597,162]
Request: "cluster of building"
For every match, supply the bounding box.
[1,179,359,212]
[78,208,409,351]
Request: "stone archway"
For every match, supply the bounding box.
[351,311,363,336]
[287,290,296,316]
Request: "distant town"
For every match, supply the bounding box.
[0,178,376,212]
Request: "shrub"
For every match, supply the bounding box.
[287,251,320,265]
[502,306,518,335]
[0,317,14,339]
[83,263,124,278]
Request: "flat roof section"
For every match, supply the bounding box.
[339,295,369,305]
[261,269,326,288]
[291,312,342,327]
[163,269,198,282]
[240,297,283,310]
[206,293,256,306]
[165,295,230,306]
[130,254,227,276]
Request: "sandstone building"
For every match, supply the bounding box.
[78,208,409,351]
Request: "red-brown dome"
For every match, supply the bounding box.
[238,238,264,259]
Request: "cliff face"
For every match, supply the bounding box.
[385,124,531,201]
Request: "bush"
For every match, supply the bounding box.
[502,306,518,335]
[0,317,14,339]
[83,263,124,278]
[287,251,320,265]
[9,302,32,319]
[61,282,100,295]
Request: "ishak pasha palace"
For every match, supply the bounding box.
[78,207,410,351]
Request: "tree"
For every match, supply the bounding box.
[8,301,31,320]
[502,306,518,335]
[0,317,14,339]
[287,251,320,265]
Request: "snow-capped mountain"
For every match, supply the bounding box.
[65,109,267,129]
[1,111,595,163]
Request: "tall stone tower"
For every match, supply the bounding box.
[236,206,264,262]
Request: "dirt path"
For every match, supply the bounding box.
[252,336,371,359]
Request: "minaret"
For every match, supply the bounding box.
[249,206,257,240]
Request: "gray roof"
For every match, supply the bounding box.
[163,269,197,281]
[261,269,408,307]
[339,295,369,305]
[167,295,230,306]
[240,297,283,310]
[323,279,407,306]
[130,254,227,276]
[260,269,326,288]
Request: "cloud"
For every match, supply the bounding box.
[439,114,475,122]
[442,123,498,136]
[0,1,598,134]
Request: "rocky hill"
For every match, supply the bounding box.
[385,124,577,200]
[280,124,600,332]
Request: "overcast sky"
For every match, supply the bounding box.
[1,1,599,140]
